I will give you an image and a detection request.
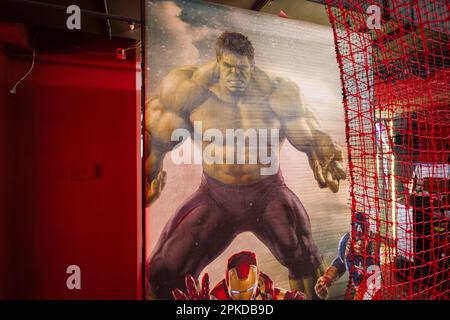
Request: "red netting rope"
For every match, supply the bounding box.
[326,0,449,299]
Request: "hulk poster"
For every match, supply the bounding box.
[145,0,351,300]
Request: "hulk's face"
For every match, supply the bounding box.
[218,52,254,94]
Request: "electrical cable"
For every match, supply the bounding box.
[10,49,36,95]
[73,41,141,56]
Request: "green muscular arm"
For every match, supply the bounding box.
[145,64,213,206]
[270,78,347,193]
[145,97,188,206]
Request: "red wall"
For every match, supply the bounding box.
[0,27,142,299]
[0,46,12,300]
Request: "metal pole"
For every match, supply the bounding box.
[103,0,113,39]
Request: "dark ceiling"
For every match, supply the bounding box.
[0,0,278,39]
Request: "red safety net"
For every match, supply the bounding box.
[325,0,449,299]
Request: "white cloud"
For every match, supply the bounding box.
[150,1,217,65]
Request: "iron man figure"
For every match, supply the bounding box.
[172,251,305,300]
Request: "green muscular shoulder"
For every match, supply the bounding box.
[158,61,218,115]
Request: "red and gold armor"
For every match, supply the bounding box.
[172,251,305,300]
